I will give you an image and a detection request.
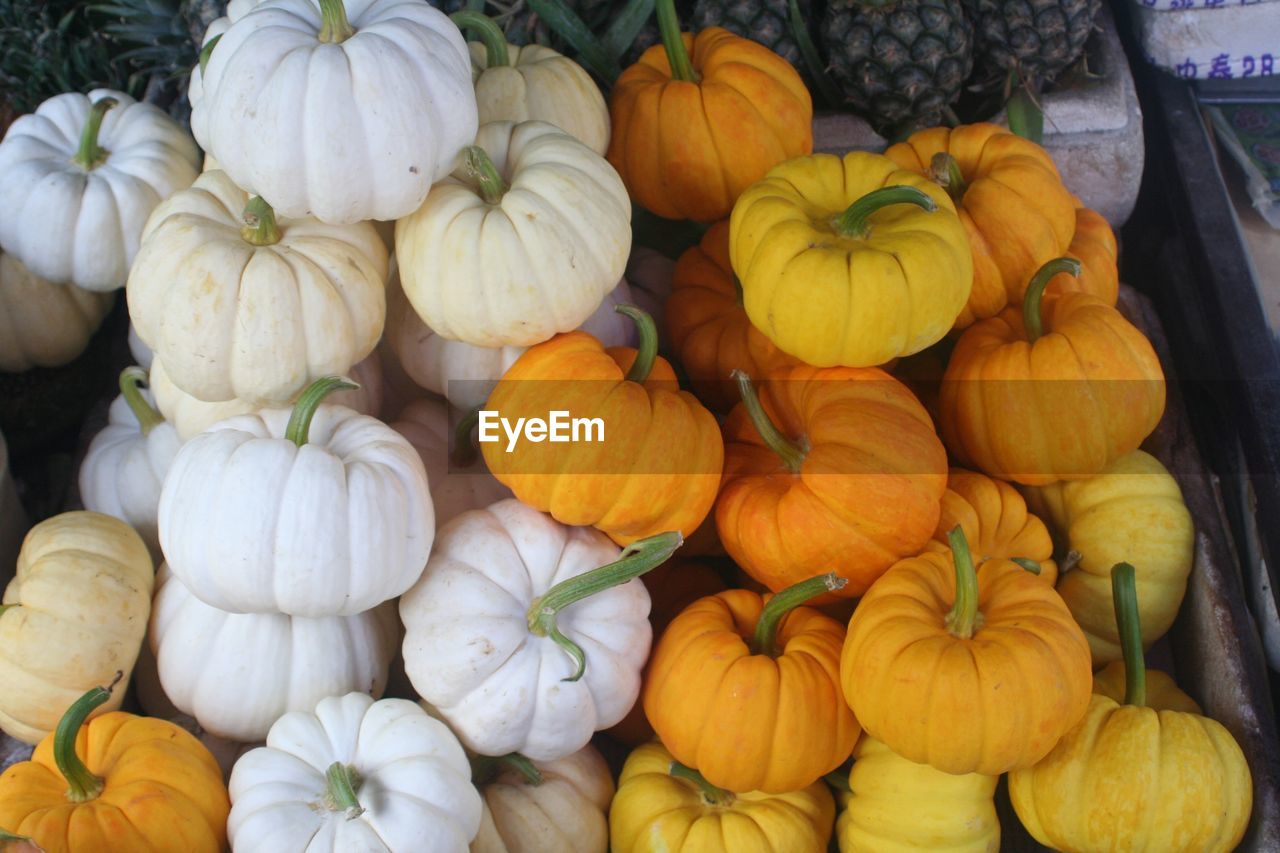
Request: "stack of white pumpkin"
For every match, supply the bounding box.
[50,0,686,849]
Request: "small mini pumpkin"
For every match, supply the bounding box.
[0,253,114,373]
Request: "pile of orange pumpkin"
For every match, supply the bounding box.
[0,0,1257,851]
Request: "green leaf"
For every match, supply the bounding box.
[603,0,653,64]
[1006,72,1044,145]
[788,0,842,108]
[525,0,621,83]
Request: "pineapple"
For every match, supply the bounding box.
[690,0,810,74]
[964,0,1099,85]
[821,0,974,134]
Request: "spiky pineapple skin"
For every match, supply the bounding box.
[690,0,809,70]
[965,0,1098,83]
[821,0,973,132]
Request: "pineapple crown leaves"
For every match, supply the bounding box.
[89,0,199,84]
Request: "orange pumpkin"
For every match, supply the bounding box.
[938,258,1165,486]
[841,528,1092,775]
[1046,206,1119,305]
[716,366,947,598]
[645,573,860,793]
[1093,660,1202,714]
[884,123,1076,328]
[482,306,723,545]
[607,1,812,222]
[664,221,799,411]
[0,681,229,852]
[925,468,1058,584]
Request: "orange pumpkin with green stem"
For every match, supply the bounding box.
[716,366,947,598]
[938,257,1166,486]
[482,305,723,545]
[841,527,1092,775]
[606,0,812,222]
[0,680,229,852]
[664,221,798,412]
[1046,205,1119,305]
[645,572,860,793]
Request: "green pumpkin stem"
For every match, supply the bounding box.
[471,753,544,787]
[73,97,117,170]
[669,761,734,806]
[1111,562,1147,707]
[1022,257,1082,343]
[832,185,937,239]
[285,376,359,448]
[452,406,482,468]
[119,367,164,435]
[323,762,366,818]
[0,829,33,844]
[616,304,658,383]
[55,672,123,803]
[465,146,509,205]
[655,0,697,83]
[317,0,355,43]
[527,530,683,682]
[944,526,983,639]
[731,370,806,473]
[0,605,14,618]
[240,196,282,246]
[751,572,846,657]
[451,11,510,67]
[198,34,222,76]
[928,153,968,201]
[1011,557,1042,575]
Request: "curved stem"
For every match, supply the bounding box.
[55,673,122,803]
[198,33,222,76]
[1010,557,1042,575]
[751,572,846,657]
[655,0,696,82]
[324,762,366,819]
[616,305,657,383]
[285,376,358,448]
[240,196,281,246]
[527,530,683,682]
[451,11,510,67]
[73,97,117,170]
[1022,257,1082,343]
[1111,562,1146,707]
[465,146,509,205]
[451,406,481,468]
[832,185,938,239]
[317,0,355,43]
[669,762,733,806]
[731,370,806,474]
[472,753,544,787]
[944,526,982,639]
[928,153,968,201]
[119,367,164,434]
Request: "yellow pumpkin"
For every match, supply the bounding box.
[729,151,972,368]
[0,512,153,744]
[836,735,999,852]
[1009,563,1251,852]
[1022,449,1194,664]
[610,741,835,853]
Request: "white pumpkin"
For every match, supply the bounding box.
[78,367,182,561]
[460,13,609,155]
[471,745,614,853]
[0,252,114,372]
[395,120,631,348]
[150,565,401,741]
[127,323,153,370]
[400,499,673,761]
[228,692,483,852]
[390,397,512,526]
[127,169,389,405]
[0,90,200,291]
[149,352,383,441]
[186,0,264,112]
[193,0,478,224]
[159,378,433,616]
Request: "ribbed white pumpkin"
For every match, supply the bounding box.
[386,270,640,411]
[127,169,389,405]
[390,397,512,526]
[150,565,401,741]
[148,352,384,441]
[395,119,630,348]
[0,252,114,372]
[127,323,153,370]
[193,0,478,224]
[400,499,662,761]
[460,13,608,155]
[0,90,200,291]
[471,745,614,853]
[78,368,182,562]
[228,693,483,851]
[186,0,264,112]
[159,380,433,616]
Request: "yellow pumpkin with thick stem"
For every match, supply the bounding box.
[1009,564,1251,852]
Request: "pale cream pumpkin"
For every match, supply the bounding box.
[0,252,114,373]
